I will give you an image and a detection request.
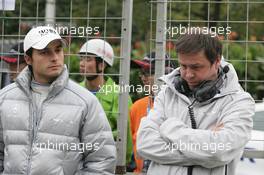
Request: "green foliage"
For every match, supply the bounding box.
[223,43,264,100]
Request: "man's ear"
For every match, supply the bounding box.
[98,61,107,71]
[215,55,221,69]
[24,55,32,65]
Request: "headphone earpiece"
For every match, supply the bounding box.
[193,78,223,102]
[174,75,192,97]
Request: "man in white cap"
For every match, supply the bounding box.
[0,26,116,175]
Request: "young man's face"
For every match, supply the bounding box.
[26,40,64,84]
[8,62,27,81]
[79,55,105,78]
[179,50,220,90]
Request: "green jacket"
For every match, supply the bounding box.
[80,77,133,163]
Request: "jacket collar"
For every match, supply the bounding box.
[15,65,69,99]
[96,77,116,102]
[80,76,116,102]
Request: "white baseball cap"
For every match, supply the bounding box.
[24,26,62,53]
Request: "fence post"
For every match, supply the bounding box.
[116,0,133,174]
[154,0,167,88]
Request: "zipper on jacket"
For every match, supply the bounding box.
[26,98,47,175]
[26,101,35,175]
[187,100,197,175]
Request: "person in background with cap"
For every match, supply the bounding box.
[78,39,133,166]
[129,52,175,173]
[0,42,27,83]
[0,26,116,175]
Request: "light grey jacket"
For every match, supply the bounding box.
[137,62,254,175]
[0,66,116,175]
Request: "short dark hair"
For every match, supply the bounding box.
[26,48,33,57]
[175,29,222,64]
[25,48,33,72]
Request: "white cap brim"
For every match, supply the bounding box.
[31,36,63,50]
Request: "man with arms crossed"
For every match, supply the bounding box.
[137,29,254,175]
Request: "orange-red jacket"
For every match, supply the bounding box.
[130,96,153,173]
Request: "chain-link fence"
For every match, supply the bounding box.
[149,0,264,101]
[1,0,264,174]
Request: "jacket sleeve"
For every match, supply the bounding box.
[137,88,254,168]
[137,87,193,165]
[79,97,117,174]
[0,112,4,172]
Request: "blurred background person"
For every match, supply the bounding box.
[0,42,27,83]
[129,52,175,173]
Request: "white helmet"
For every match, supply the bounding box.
[79,39,114,66]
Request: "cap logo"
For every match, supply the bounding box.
[38,28,57,36]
